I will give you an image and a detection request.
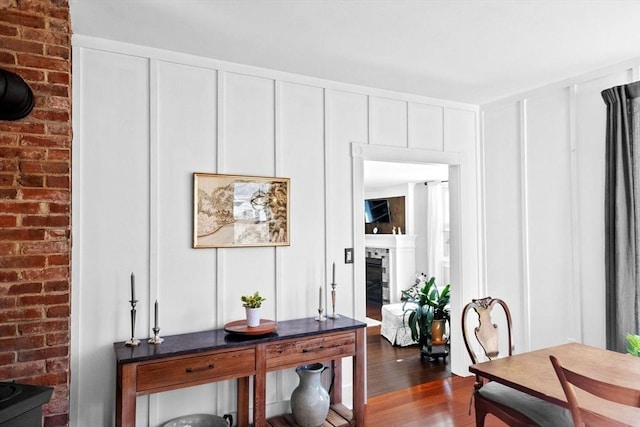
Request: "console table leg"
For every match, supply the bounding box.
[237,377,250,427]
[353,327,366,426]
[254,344,267,427]
[330,359,343,404]
[116,363,137,427]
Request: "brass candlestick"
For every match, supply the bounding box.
[328,282,339,319]
[125,299,140,346]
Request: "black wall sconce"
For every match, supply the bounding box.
[0,68,34,121]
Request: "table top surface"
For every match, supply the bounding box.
[114,315,365,364]
[469,342,640,425]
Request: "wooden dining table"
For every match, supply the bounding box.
[469,342,640,425]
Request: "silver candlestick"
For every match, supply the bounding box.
[148,326,164,344]
[125,299,140,346]
[315,307,326,322]
[328,282,340,319]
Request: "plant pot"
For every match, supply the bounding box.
[431,319,447,345]
[245,307,261,327]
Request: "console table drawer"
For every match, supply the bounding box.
[137,348,255,392]
[266,332,355,370]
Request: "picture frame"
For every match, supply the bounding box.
[193,173,290,248]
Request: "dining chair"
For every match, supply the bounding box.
[461,297,572,427]
[550,354,640,426]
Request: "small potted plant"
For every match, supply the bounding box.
[402,276,450,360]
[241,291,266,327]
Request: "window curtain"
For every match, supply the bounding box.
[602,81,640,353]
[426,181,444,284]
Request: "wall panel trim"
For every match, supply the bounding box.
[519,99,532,351]
[478,111,488,295]
[482,58,640,109]
[72,35,478,112]
[274,80,284,403]
[216,71,225,328]
[568,84,583,343]
[70,45,85,427]
[148,57,161,426]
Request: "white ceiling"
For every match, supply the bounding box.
[70,0,640,105]
[69,0,640,190]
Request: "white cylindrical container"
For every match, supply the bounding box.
[245,307,260,327]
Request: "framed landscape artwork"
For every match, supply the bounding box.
[193,173,290,248]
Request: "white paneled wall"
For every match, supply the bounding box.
[155,61,218,336]
[480,60,640,353]
[408,103,444,151]
[71,36,479,426]
[481,102,525,350]
[72,48,151,426]
[369,97,407,147]
[154,61,220,424]
[325,89,368,320]
[278,81,326,320]
[526,89,575,349]
[442,106,481,372]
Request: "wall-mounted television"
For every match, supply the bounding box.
[364,198,391,223]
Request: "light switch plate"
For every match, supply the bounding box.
[344,248,353,264]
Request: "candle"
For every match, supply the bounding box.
[154,300,158,329]
[319,286,322,310]
[332,262,335,284]
[130,273,136,301]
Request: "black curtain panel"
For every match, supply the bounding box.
[602,80,640,353]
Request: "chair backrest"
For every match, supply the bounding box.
[549,354,640,427]
[461,296,513,364]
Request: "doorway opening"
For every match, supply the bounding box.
[362,160,451,397]
[351,144,463,398]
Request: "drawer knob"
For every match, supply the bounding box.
[302,346,324,353]
[186,363,215,373]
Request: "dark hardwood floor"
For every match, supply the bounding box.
[269,316,500,425]
[363,303,505,425]
[366,325,451,397]
[366,375,504,426]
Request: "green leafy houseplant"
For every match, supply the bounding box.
[627,333,640,357]
[402,277,450,353]
[241,292,266,309]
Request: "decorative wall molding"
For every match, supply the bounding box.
[480,60,638,352]
[71,39,479,425]
[72,34,479,112]
[482,57,640,110]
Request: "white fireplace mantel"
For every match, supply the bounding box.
[364,234,417,250]
[365,234,417,304]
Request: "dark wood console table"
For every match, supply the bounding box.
[114,316,366,427]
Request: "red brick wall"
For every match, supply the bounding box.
[0,1,71,426]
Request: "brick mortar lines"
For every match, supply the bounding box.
[0,1,71,426]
